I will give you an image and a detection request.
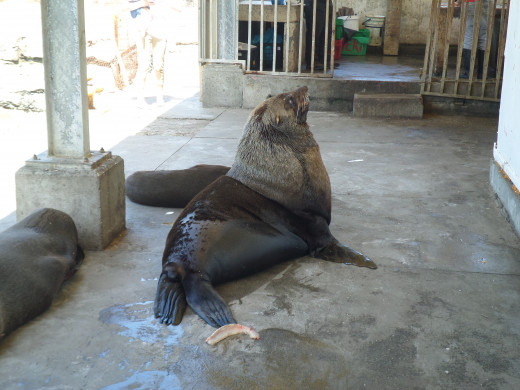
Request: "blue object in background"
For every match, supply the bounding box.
[271,0,286,4]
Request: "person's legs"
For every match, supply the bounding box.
[129,8,152,100]
[463,1,489,79]
[476,0,489,78]
[151,35,167,104]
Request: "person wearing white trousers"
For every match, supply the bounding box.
[460,0,489,79]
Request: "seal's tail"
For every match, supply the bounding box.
[154,272,187,325]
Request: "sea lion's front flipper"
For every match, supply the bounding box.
[315,239,377,269]
[154,272,187,325]
[183,273,236,328]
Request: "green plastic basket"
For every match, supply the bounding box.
[335,18,344,40]
[342,28,370,56]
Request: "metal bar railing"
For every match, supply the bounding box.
[247,0,252,71]
[310,0,317,73]
[480,0,497,98]
[202,0,337,78]
[298,1,304,74]
[273,0,278,73]
[453,0,468,95]
[421,0,438,94]
[209,0,213,59]
[440,0,455,93]
[284,0,291,73]
[323,0,329,75]
[259,0,264,71]
[421,0,507,103]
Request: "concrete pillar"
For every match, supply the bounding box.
[15,0,125,250]
[40,0,90,159]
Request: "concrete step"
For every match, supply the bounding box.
[353,93,424,119]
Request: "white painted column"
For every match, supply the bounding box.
[41,0,90,159]
[494,0,520,189]
[490,0,520,237]
[15,0,126,250]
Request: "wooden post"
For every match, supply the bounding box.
[384,0,402,55]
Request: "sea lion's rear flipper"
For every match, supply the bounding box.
[315,239,377,269]
[154,272,187,325]
[183,273,236,328]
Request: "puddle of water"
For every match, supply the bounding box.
[99,370,181,390]
[99,301,184,346]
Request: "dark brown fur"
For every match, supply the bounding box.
[0,208,84,340]
[126,165,230,208]
[154,87,376,329]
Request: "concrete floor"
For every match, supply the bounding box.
[0,92,519,389]
[334,52,423,82]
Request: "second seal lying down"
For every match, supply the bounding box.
[154,86,376,328]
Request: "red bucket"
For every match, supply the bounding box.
[334,38,344,60]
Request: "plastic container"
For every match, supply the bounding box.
[334,38,344,60]
[363,15,385,46]
[342,29,370,56]
[335,18,344,40]
[339,15,360,32]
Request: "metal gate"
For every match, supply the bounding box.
[421,0,509,102]
[199,0,337,77]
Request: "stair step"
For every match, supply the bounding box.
[353,93,423,119]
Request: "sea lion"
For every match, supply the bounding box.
[154,86,376,328]
[126,165,230,208]
[0,208,84,340]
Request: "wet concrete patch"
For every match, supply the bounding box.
[100,370,181,390]
[202,328,348,390]
[99,301,184,347]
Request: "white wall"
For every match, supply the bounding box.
[494,0,520,190]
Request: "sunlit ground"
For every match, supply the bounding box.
[0,0,200,221]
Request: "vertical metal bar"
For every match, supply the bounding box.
[234,0,239,61]
[247,0,252,71]
[310,0,317,72]
[467,0,484,96]
[273,0,278,73]
[323,0,330,75]
[199,0,205,60]
[285,0,291,73]
[298,0,304,74]
[330,0,336,77]
[260,0,264,71]
[494,0,509,99]
[480,0,497,98]
[426,0,440,91]
[440,0,455,93]
[209,0,213,59]
[421,0,438,94]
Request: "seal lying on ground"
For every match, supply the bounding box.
[126,165,230,208]
[154,86,376,328]
[0,208,84,340]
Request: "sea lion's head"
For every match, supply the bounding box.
[20,208,84,278]
[251,86,310,129]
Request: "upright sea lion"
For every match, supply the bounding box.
[0,208,84,340]
[126,165,230,208]
[154,86,376,328]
